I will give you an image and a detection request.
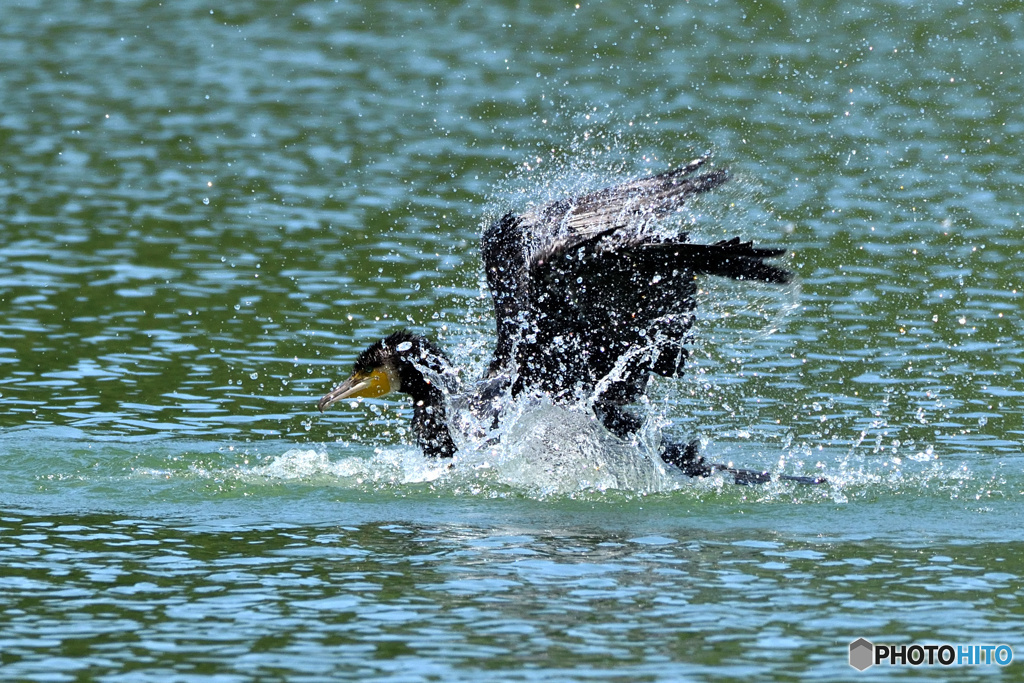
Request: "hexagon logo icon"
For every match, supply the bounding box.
[849,638,874,671]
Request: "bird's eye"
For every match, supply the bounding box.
[396,341,413,352]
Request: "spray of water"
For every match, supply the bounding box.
[297,133,979,500]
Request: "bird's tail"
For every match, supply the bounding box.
[662,441,826,485]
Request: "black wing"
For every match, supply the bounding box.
[480,157,791,405]
[527,234,791,404]
[481,156,725,377]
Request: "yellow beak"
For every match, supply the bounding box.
[317,366,395,412]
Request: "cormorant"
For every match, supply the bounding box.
[318,156,823,485]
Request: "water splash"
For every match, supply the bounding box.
[298,140,991,504]
[448,398,676,497]
[248,446,449,486]
[241,432,983,504]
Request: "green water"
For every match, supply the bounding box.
[1,0,1022,680]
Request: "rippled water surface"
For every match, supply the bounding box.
[2,0,1023,680]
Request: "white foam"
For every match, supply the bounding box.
[251,446,449,486]
[445,397,681,497]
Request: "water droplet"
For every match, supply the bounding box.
[397,341,413,352]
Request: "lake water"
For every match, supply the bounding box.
[1,0,1022,680]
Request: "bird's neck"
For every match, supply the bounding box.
[410,389,457,459]
[401,340,458,459]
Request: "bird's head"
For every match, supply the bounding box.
[317,330,452,412]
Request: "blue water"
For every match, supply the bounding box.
[2,0,1023,680]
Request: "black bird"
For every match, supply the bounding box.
[318,156,823,485]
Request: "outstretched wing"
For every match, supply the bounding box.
[519,155,728,247]
[527,233,791,403]
[480,157,791,403]
[481,156,727,378]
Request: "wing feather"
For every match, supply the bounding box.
[480,158,791,404]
